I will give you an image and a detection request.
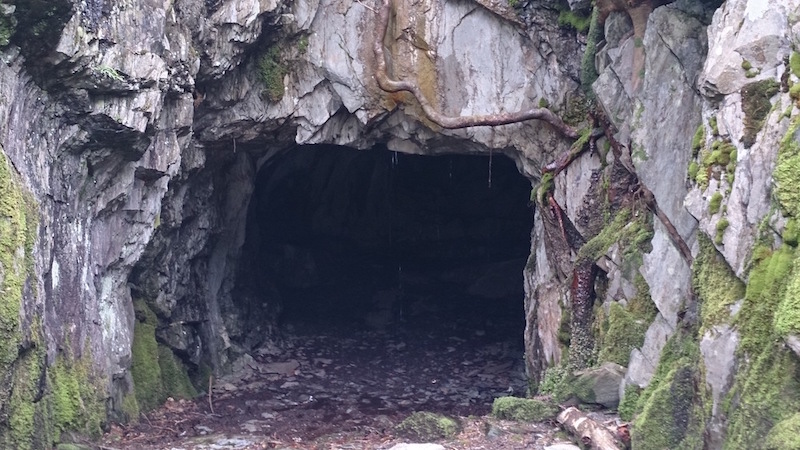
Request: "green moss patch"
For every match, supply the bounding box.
[790,52,800,78]
[693,235,745,331]
[597,302,650,367]
[631,332,709,450]
[396,411,460,441]
[723,244,800,448]
[558,10,591,33]
[49,354,105,440]
[258,46,286,102]
[580,7,601,94]
[131,299,196,413]
[773,115,800,218]
[708,192,723,215]
[618,384,642,422]
[766,413,800,450]
[491,396,558,422]
[741,79,780,148]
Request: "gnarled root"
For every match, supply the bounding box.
[372,0,579,137]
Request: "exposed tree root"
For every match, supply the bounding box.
[372,0,579,137]
[599,116,694,265]
[569,260,598,370]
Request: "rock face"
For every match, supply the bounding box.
[0,0,799,447]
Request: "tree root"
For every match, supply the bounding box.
[599,116,693,265]
[372,0,579,137]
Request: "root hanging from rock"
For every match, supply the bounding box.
[569,260,598,371]
[599,114,694,265]
[373,0,579,137]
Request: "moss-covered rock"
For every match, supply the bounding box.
[131,299,197,413]
[693,235,745,332]
[395,411,460,441]
[765,413,800,450]
[724,244,800,449]
[741,79,780,148]
[774,115,800,218]
[631,332,709,450]
[491,396,558,422]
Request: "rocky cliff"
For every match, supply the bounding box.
[0,0,798,447]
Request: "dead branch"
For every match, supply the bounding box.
[557,407,626,450]
[373,0,579,138]
[208,375,215,414]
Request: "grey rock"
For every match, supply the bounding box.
[387,445,446,450]
[624,313,675,391]
[545,444,582,450]
[573,362,626,408]
[700,0,797,96]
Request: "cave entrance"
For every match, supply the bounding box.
[231,144,533,430]
[239,144,532,338]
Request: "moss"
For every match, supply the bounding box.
[297,35,309,54]
[131,299,197,412]
[765,413,800,449]
[131,313,165,412]
[687,161,699,181]
[773,115,800,217]
[258,46,286,102]
[537,365,571,400]
[693,235,745,332]
[708,192,723,215]
[536,172,554,203]
[741,79,780,148]
[557,9,591,33]
[120,393,140,424]
[538,97,550,109]
[784,219,799,247]
[737,245,794,354]
[49,354,105,440]
[491,396,558,421]
[724,344,800,449]
[790,83,800,104]
[618,385,642,422]
[396,411,460,440]
[157,345,197,400]
[715,218,729,245]
[709,115,719,136]
[577,208,653,267]
[580,7,601,94]
[774,250,800,337]
[597,302,649,367]
[691,123,705,156]
[741,59,752,71]
[0,8,15,47]
[631,332,709,450]
[790,52,800,78]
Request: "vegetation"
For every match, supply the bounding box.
[693,235,745,331]
[558,9,591,33]
[790,52,800,78]
[396,411,460,440]
[741,79,780,148]
[259,46,287,102]
[708,192,723,215]
[491,396,558,421]
[131,299,196,414]
[631,332,709,450]
[580,8,602,94]
[596,274,655,367]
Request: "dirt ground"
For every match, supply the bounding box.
[99,321,581,449]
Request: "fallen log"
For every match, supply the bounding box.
[557,407,625,450]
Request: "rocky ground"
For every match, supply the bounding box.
[100,320,583,449]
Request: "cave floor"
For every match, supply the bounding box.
[102,322,571,449]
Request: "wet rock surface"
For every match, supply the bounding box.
[102,322,576,449]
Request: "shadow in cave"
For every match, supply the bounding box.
[230,144,534,439]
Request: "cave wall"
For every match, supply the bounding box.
[0,0,798,446]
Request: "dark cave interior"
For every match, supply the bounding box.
[235,144,534,343]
